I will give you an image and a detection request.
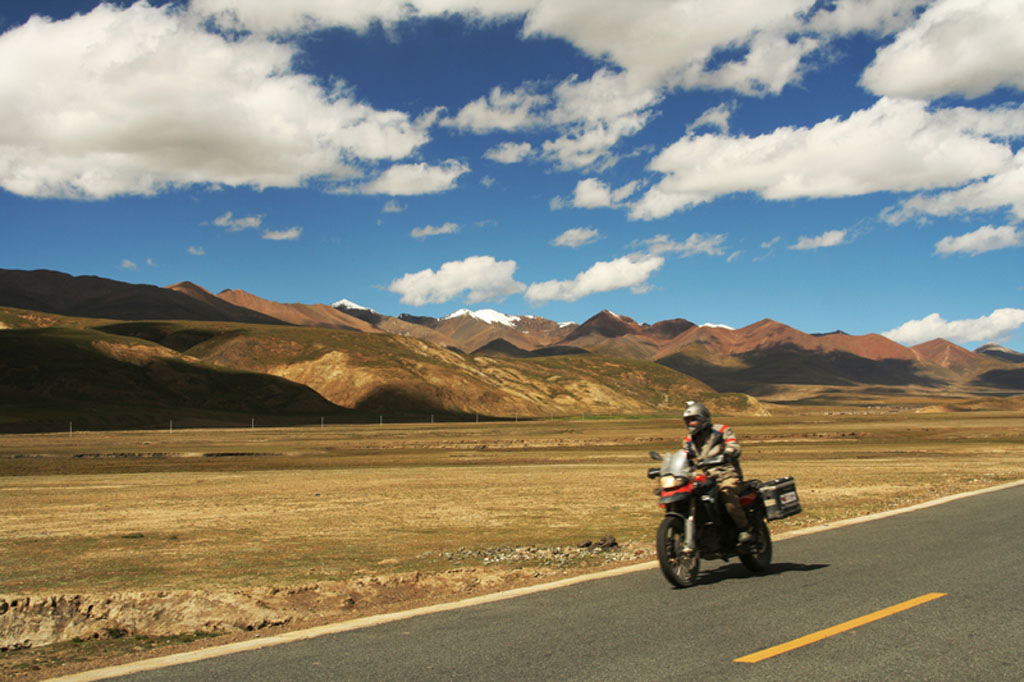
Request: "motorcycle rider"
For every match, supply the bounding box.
[681,402,754,546]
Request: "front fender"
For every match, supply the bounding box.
[658,489,692,508]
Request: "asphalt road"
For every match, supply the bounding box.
[101,484,1023,682]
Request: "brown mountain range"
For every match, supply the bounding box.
[0,269,278,324]
[213,288,377,332]
[2,268,1022,400]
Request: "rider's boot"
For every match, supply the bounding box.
[736,526,755,547]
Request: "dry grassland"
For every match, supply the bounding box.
[2,410,1023,678]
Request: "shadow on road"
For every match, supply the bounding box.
[695,561,830,586]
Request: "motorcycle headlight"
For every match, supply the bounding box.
[660,474,685,489]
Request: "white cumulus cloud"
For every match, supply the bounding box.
[192,0,424,34]
[8,1,950,200]
[570,178,639,209]
[262,227,302,241]
[687,102,736,136]
[790,229,848,251]
[188,0,943,181]
[883,309,1024,346]
[631,98,1015,220]
[193,0,916,99]
[213,211,263,232]
[411,222,459,239]
[388,256,526,305]
[443,85,549,133]
[861,0,1024,100]
[517,1,822,95]
[805,0,923,35]
[352,161,470,195]
[885,148,1024,224]
[443,69,660,172]
[484,142,534,164]
[643,233,727,257]
[0,3,433,199]
[525,253,664,303]
[934,225,1023,256]
[541,109,651,171]
[552,227,599,248]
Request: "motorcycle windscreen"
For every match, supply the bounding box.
[660,449,691,477]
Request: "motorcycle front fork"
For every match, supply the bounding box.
[684,497,698,553]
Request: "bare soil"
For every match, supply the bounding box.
[2,411,1023,680]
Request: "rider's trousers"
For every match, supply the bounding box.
[708,465,748,530]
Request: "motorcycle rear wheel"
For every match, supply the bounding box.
[738,515,772,573]
[656,516,699,588]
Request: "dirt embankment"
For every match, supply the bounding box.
[0,541,648,653]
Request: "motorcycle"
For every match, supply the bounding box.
[646,449,796,588]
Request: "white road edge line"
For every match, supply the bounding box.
[48,478,1024,682]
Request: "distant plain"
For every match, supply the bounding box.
[1,410,1023,678]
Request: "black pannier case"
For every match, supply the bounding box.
[760,476,802,520]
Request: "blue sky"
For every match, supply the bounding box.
[1,1,1023,350]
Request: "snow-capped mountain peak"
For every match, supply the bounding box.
[700,322,734,330]
[444,308,521,327]
[332,298,370,311]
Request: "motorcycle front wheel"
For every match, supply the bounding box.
[738,515,772,573]
[656,515,699,588]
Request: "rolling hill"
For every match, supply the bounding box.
[976,343,1024,364]
[0,269,278,324]
[92,318,735,420]
[2,268,1022,430]
[0,304,755,431]
[214,288,377,332]
[0,324,347,432]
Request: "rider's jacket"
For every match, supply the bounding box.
[685,424,742,475]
